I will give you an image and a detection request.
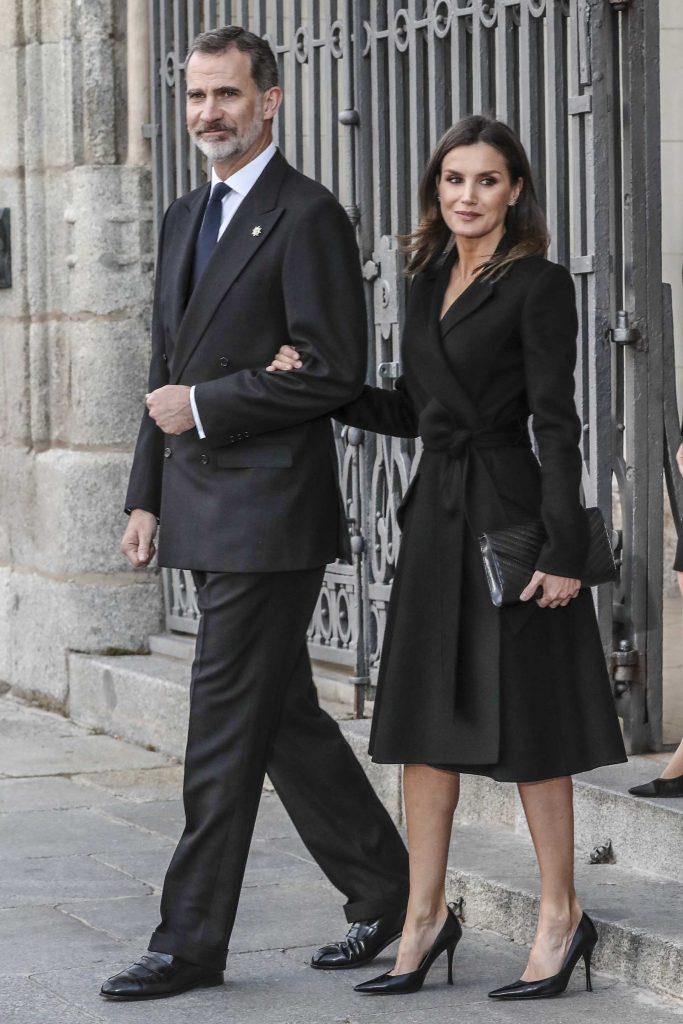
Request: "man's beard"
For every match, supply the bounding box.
[191,108,264,163]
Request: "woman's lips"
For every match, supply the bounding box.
[456,211,482,220]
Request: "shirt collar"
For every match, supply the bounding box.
[210,142,278,197]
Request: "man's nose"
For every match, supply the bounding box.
[200,95,221,122]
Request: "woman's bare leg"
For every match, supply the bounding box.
[517,776,583,981]
[660,736,683,779]
[390,765,460,975]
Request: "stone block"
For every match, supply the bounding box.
[661,2,683,29]
[39,0,70,44]
[9,571,163,704]
[661,143,683,254]
[0,566,10,682]
[457,772,517,829]
[68,652,190,757]
[65,316,151,446]
[63,165,154,316]
[339,718,403,823]
[0,322,31,445]
[0,173,28,318]
[0,0,20,48]
[5,447,140,574]
[0,47,20,171]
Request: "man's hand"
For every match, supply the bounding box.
[146,385,195,435]
[677,442,683,479]
[121,509,158,568]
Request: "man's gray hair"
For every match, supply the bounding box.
[185,26,278,92]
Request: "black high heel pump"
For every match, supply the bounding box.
[354,903,462,995]
[488,912,598,1000]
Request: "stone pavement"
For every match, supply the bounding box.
[2,694,683,1024]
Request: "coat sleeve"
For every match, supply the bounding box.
[333,377,419,438]
[192,194,367,445]
[521,262,589,578]
[124,206,172,517]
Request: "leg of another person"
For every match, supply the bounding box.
[660,737,683,779]
[517,776,583,982]
[388,765,460,976]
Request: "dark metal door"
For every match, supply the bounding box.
[149,0,668,751]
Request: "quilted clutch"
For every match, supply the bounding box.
[478,507,617,607]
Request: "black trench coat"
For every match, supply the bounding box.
[337,245,627,782]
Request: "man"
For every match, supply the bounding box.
[101,26,409,1002]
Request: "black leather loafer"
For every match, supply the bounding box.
[311,908,406,970]
[628,774,683,798]
[100,951,223,1001]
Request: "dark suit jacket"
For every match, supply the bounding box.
[125,150,366,572]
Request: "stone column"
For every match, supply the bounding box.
[0,0,163,707]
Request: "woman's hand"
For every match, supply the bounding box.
[677,443,683,478]
[520,571,581,608]
[266,344,302,372]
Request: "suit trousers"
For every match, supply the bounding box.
[148,568,409,970]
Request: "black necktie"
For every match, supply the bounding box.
[193,181,231,287]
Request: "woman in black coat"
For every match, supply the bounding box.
[269,115,626,999]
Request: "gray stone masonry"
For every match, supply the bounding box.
[0,0,163,708]
[2,692,683,1024]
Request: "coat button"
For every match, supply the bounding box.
[162,353,168,362]
[219,356,229,367]
[163,447,172,458]
[200,453,209,465]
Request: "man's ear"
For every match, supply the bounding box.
[263,87,283,122]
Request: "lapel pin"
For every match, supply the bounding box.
[251,225,262,237]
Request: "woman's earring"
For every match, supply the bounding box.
[435,192,441,203]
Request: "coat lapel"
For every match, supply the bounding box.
[407,249,495,432]
[170,150,289,383]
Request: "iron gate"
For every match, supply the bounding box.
[148,0,675,752]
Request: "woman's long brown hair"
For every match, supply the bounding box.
[404,115,549,278]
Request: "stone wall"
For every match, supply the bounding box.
[0,0,163,707]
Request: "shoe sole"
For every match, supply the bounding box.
[310,932,403,970]
[100,975,224,1001]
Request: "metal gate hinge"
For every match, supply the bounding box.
[611,640,638,696]
[607,310,642,349]
[606,0,633,11]
[378,362,400,380]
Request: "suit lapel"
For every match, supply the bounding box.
[170,150,289,383]
[164,184,210,346]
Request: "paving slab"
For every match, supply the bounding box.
[0,806,176,861]
[0,776,116,813]
[0,905,125,973]
[71,765,184,803]
[0,853,152,909]
[0,975,104,1024]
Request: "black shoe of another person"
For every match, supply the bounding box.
[311,908,406,970]
[628,773,683,798]
[100,951,223,1001]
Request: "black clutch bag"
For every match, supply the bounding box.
[478,507,616,608]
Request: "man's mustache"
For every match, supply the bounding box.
[196,123,235,135]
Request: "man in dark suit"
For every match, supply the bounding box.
[100,26,409,1002]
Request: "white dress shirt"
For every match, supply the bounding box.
[189,142,278,438]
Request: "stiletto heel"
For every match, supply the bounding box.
[488,912,598,1000]
[354,903,462,995]
[446,941,456,985]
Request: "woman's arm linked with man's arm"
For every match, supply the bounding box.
[267,345,419,438]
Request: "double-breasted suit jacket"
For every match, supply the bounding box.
[337,243,627,782]
[126,149,366,572]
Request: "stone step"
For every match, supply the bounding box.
[444,820,683,1002]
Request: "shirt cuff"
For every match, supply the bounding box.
[190,385,206,439]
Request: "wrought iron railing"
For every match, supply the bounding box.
[148,1,665,749]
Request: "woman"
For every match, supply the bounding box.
[269,115,627,998]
